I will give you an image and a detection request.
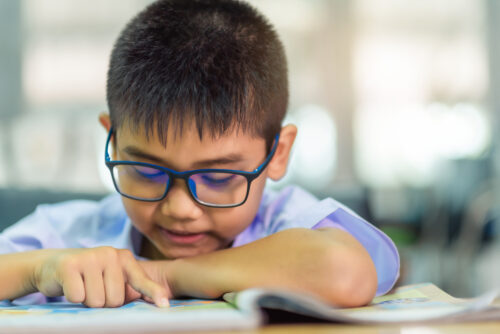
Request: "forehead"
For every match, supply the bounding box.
[118,121,263,146]
[115,122,267,168]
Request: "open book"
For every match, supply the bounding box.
[0,283,499,333]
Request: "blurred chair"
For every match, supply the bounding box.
[449,179,499,296]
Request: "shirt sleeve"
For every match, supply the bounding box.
[0,205,67,254]
[310,208,400,296]
[311,218,347,232]
[0,195,127,253]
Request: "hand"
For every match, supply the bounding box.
[136,259,178,298]
[32,247,171,308]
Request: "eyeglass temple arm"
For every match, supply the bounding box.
[254,133,280,173]
[105,127,114,161]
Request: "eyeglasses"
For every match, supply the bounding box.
[104,128,279,208]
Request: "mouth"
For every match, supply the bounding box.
[159,227,206,245]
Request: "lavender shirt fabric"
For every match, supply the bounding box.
[0,185,399,305]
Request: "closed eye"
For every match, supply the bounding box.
[132,166,167,182]
[200,174,236,185]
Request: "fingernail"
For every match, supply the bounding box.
[159,298,169,308]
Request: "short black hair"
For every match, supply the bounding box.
[107,0,288,147]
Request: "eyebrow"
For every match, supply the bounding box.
[121,146,246,169]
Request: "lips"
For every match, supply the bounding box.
[160,227,206,244]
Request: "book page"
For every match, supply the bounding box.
[0,299,259,333]
[230,283,500,324]
[339,283,499,322]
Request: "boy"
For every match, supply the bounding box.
[0,0,399,308]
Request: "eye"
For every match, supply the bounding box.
[132,166,167,182]
[201,174,236,185]
[199,173,236,188]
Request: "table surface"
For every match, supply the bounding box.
[178,322,500,334]
[58,321,496,334]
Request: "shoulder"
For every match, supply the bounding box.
[258,185,353,231]
[24,193,126,232]
[259,185,320,222]
[0,194,129,251]
[233,185,320,246]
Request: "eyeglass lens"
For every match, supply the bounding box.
[112,164,249,205]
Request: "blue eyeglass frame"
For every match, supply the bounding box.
[104,128,280,208]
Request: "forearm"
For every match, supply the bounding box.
[159,228,377,307]
[0,249,53,301]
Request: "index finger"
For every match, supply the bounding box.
[120,252,170,307]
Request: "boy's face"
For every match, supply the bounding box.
[111,122,270,260]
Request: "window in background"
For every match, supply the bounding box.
[353,0,489,188]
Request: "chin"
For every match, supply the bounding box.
[159,245,214,260]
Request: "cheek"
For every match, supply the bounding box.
[121,198,157,233]
[209,176,267,238]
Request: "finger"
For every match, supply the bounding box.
[60,268,85,304]
[127,264,169,307]
[123,284,154,304]
[103,263,125,308]
[83,269,106,308]
[121,255,169,307]
[143,295,154,304]
[124,283,142,304]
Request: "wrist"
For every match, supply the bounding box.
[166,255,229,299]
[138,259,179,299]
[14,249,56,296]
[165,258,185,298]
[29,249,59,293]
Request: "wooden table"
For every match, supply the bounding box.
[189,322,500,334]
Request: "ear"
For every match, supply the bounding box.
[267,124,297,181]
[99,112,112,132]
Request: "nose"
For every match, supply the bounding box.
[159,179,203,220]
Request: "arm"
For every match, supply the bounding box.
[0,247,170,307]
[0,250,48,301]
[147,227,377,307]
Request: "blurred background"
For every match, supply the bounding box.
[1,0,499,297]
